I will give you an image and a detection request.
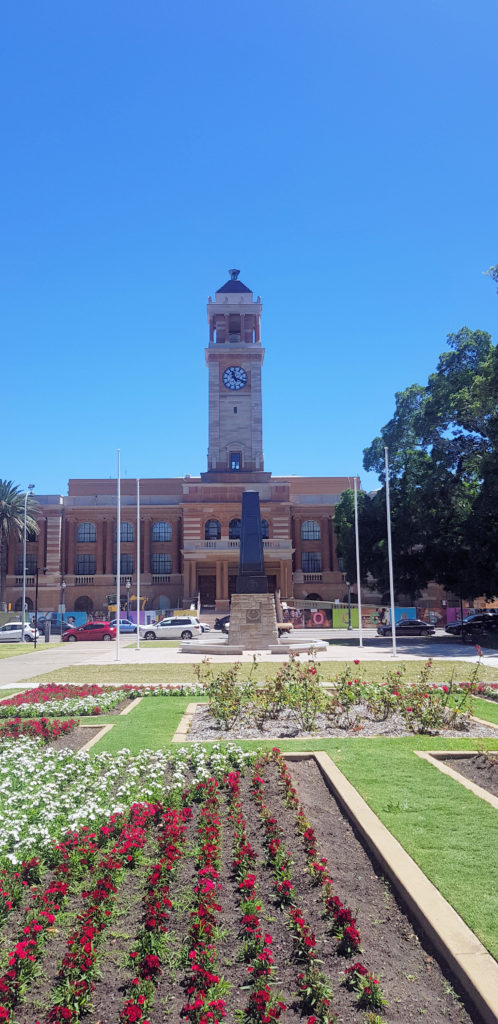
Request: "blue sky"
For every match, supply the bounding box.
[2,0,497,496]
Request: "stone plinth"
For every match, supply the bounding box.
[228,593,278,649]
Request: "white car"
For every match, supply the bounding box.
[139,616,202,640]
[0,622,39,642]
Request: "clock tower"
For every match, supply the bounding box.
[204,270,266,477]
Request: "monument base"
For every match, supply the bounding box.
[228,593,278,650]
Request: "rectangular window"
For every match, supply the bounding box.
[230,452,241,471]
[301,552,322,573]
[151,553,172,574]
[233,407,237,413]
[76,554,96,575]
[15,555,37,575]
[112,554,134,574]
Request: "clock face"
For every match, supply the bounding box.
[223,365,248,390]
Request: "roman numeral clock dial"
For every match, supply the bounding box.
[223,366,248,390]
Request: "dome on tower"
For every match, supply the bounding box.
[216,269,252,294]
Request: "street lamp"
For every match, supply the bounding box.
[21,485,35,642]
[126,578,131,620]
[345,579,352,630]
[60,579,66,639]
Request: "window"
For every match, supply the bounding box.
[76,554,96,575]
[230,452,241,471]
[261,518,269,539]
[15,555,37,575]
[113,554,134,574]
[151,553,172,574]
[152,521,172,542]
[77,522,96,543]
[115,522,134,542]
[301,552,322,573]
[229,518,241,539]
[301,520,321,540]
[205,519,221,540]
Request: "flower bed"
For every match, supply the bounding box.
[0,745,479,1023]
[192,657,498,740]
[0,718,78,744]
[0,684,204,719]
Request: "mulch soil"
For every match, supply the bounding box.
[188,702,498,741]
[49,725,107,752]
[0,758,485,1023]
[440,752,498,800]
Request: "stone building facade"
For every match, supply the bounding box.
[5,271,358,616]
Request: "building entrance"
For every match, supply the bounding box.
[198,575,216,607]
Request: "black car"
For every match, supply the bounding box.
[377,618,435,637]
[37,616,73,636]
[461,614,498,645]
[214,615,230,634]
[445,612,498,637]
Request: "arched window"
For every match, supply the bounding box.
[261,518,269,539]
[152,553,172,573]
[205,519,221,540]
[76,554,96,575]
[301,552,322,572]
[77,522,96,542]
[113,554,134,574]
[301,520,321,540]
[115,522,134,542]
[229,518,241,539]
[152,521,172,542]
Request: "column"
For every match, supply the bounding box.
[215,560,222,603]
[171,518,179,573]
[322,516,331,572]
[96,520,104,574]
[143,518,151,574]
[293,518,302,574]
[105,518,114,575]
[67,520,76,575]
[221,560,229,600]
[7,533,16,574]
[37,519,46,572]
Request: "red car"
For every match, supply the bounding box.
[62,621,116,642]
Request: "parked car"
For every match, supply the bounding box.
[109,618,137,633]
[445,613,498,637]
[37,617,72,635]
[199,622,211,632]
[139,616,202,640]
[0,622,38,642]
[214,615,230,634]
[377,618,435,637]
[62,621,116,642]
[460,614,498,645]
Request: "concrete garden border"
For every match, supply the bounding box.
[285,751,498,1024]
[415,750,498,811]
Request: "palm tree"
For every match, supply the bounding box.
[0,481,40,612]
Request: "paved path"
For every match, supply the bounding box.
[0,630,497,688]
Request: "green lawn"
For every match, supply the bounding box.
[0,643,59,659]
[85,693,498,959]
[471,694,498,724]
[17,658,498,687]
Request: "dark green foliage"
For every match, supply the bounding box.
[336,328,498,600]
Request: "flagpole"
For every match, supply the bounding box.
[115,449,121,662]
[136,478,140,651]
[384,447,397,658]
[354,477,363,648]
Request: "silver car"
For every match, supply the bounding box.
[0,622,39,642]
[139,616,202,640]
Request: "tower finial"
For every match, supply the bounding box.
[229,268,240,280]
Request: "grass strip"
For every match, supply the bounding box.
[18,659,498,687]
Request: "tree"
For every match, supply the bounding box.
[0,481,39,611]
[358,327,498,600]
[484,265,498,292]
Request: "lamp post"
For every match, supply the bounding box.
[60,580,66,639]
[126,578,131,620]
[21,485,35,642]
[346,579,352,629]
